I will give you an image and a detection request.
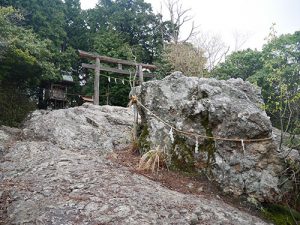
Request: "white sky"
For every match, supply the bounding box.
[80,0,300,50]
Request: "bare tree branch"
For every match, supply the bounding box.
[193,32,229,71]
[164,0,197,44]
[182,21,197,43]
[232,30,252,51]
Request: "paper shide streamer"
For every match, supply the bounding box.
[169,128,174,143]
[195,136,199,154]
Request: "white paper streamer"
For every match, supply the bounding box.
[195,136,199,154]
[114,78,117,83]
[108,76,111,82]
[122,79,125,85]
[169,128,174,143]
[241,139,245,155]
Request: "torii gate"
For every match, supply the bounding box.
[78,50,156,105]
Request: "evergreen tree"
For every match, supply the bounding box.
[0,0,66,48]
[212,49,263,80]
[87,0,163,63]
[0,7,58,126]
[64,0,89,50]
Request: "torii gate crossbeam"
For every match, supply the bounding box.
[78,50,156,105]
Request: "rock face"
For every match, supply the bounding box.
[133,72,283,202]
[22,103,133,151]
[0,104,270,224]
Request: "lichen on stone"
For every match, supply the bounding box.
[137,123,150,154]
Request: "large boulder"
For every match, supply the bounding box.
[22,103,133,151]
[133,72,284,202]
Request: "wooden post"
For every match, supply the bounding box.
[94,57,100,105]
[133,103,138,141]
[138,64,143,84]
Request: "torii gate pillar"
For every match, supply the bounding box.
[94,57,100,105]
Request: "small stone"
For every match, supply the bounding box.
[187,183,194,189]
[85,202,99,212]
[180,209,188,214]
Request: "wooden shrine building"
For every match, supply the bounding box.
[39,71,74,109]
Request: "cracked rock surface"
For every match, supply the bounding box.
[0,104,270,224]
[133,72,284,202]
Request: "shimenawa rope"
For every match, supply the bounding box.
[131,96,273,143]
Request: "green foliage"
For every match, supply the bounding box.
[137,124,151,154]
[0,7,58,88]
[0,6,22,59]
[212,49,263,80]
[199,112,216,169]
[106,83,131,106]
[171,135,195,172]
[1,0,66,47]
[262,203,300,225]
[86,0,163,63]
[92,30,135,60]
[0,7,58,126]
[54,47,79,71]
[64,0,89,50]
[0,85,36,127]
[280,154,300,212]
[250,32,300,133]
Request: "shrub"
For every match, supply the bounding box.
[0,86,36,127]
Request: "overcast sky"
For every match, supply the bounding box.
[80,0,300,50]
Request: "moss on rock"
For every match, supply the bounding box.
[197,111,216,170]
[137,124,150,154]
[170,135,195,172]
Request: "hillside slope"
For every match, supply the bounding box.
[0,104,270,224]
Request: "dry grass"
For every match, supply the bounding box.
[138,146,166,172]
[130,140,140,155]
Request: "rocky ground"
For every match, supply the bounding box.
[0,104,271,224]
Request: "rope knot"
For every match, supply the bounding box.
[128,95,138,107]
[131,95,138,104]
